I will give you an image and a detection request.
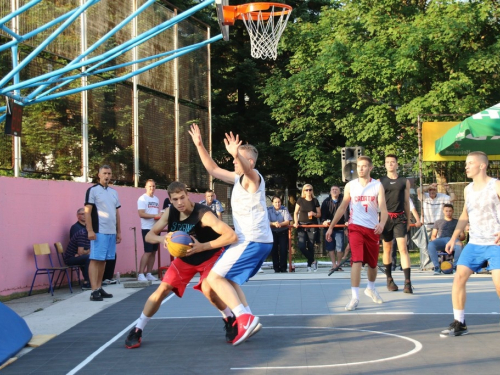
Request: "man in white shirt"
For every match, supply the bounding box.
[137,179,160,282]
[417,182,455,237]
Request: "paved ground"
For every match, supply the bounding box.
[3,267,500,374]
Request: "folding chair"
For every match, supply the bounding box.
[29,243,73,296]
[54,242,82,288]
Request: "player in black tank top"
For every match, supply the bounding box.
[380,155,413,294]
[125,182,239,349]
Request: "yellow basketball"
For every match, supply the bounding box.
[441,260,453,274]
[165,231,192,258]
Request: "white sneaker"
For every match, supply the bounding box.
[345,298,359,311]
[364,288,383,304]
[258,268,264,273]
[146,273,157,281]
[307,267,312,272]
[137,273,147,282]
[313,261,318,272]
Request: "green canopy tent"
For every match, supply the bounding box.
[435,103,500,156]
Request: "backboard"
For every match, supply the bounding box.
[216,0,230,41]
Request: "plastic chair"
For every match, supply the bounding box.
[54,242,82,288]
[29,243,73,296]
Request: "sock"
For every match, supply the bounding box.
[233,304,247,317]
[351,287,359,300]
[136,312,151,330]
[453,309,465,323]
[220,307,234,319]
[403,267,411,281]
[367,281,375,290]
[385,263,392,279]
[245,305,252,315]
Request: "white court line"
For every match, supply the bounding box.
[231,326,422,371]
[67,292,176,375]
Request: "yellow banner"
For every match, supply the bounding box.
[422,122,500,161]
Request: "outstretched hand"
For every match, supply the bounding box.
[224,131,242,158]
[188,124,203,147]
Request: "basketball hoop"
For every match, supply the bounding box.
[221,2,293,60]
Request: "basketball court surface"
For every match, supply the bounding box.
[3,270,500,375]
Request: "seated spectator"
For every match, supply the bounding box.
[428,204,465,275]
[64,228,91,290]
[268,196,292,272]
[199,189,224,219]
[70,208,86,239]
[417,182,455,237]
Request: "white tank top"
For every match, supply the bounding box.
[231,171,273,243]
[466,178,500,245]
[348,178,381,229]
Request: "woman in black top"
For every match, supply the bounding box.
[293,184,321,272]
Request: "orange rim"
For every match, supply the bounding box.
[222,2,292,25]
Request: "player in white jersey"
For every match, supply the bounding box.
[326,156,388,311]
[189,124,273,346]
[440,151,500,337]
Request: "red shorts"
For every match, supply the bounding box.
[162,249,223,297]
[348,224,380,268]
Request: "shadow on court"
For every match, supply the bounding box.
[3,274,500,375]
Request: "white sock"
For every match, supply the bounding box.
[220,307,233,319]
[245,305,252,315]
[453,309,465,323]
[351,287,359,300]
[367,281,375,290]
[233,304,247,317]
[136,312,151,330]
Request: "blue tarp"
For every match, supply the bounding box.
[0,302,32,366]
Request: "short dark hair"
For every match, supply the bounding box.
[167,181,188,196]
[385,154,398,162]
[272,196,282,203]
[443,204,454,210]
[205,189,214,194]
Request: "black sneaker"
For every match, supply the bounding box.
[81,283,92,291]
[403,280,413,294]
[99,288,113,298]
[224,316,238,343]
[125,327,143,348]
[90,290,103,301]
[387,277,398,291]
[440,320,468,337]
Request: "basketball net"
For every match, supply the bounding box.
[240,4,291,60]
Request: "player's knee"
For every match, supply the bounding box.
[154,282,172,299]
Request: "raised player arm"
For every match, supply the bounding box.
[188,124,236,184]
[326,183,351,240]
[445,187,469,253]
[224,131,261,193]
[145,208,170,245]
[186,211,238,256]
[376,184,388,234]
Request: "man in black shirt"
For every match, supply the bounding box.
[125,181,238,349]
[380,154,413,294]
[70,208,86,239]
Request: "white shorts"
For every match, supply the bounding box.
[211,241,273,285]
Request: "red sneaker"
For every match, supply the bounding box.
[232,314,259,346]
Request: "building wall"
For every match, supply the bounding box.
[0,176,203,296]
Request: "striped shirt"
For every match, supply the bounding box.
[64,228,90,262]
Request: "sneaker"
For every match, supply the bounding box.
[103,279,117,285]
[81,283,92,291]
[99,288,113,298]
[90,290,103,301]
[146,273,158,281]
[125,327,143,348]
[337,267,344,272]
[313,261,318,272]
[223,316,238,343]
[364,288,383,304]
[258,268,264,273]
[137,273,147,282]
[307,267,312,273]
[403,281,413,294]
[440,320,468,337]
[433,267,441,275]
[345,298,359,311]
[249,322,262,338]
[232,314,260,346]
[387,277,398,292]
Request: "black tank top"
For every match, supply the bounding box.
[380,176,407,213]
[167,203,221,265]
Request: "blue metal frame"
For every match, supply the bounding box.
[0,0,220,122]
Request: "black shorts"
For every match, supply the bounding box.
[142,229,159,253]
[381,214,407,242]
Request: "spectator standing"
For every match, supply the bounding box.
[428,204,464,274]
[321,185,348,271]
[418,182,455,237]
[200,189,224,219]
[293,184,321,272]
[163,197,171,210]
[137,179,160,282]
[268,196,292,272]
[85,165,121,301]
[391,198,421,269]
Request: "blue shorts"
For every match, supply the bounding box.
[90,233,116,261]
[325,229,345,252]
[457,243,500,271]
[211,241,273,285]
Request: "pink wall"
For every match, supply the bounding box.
[0,176,203,296]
